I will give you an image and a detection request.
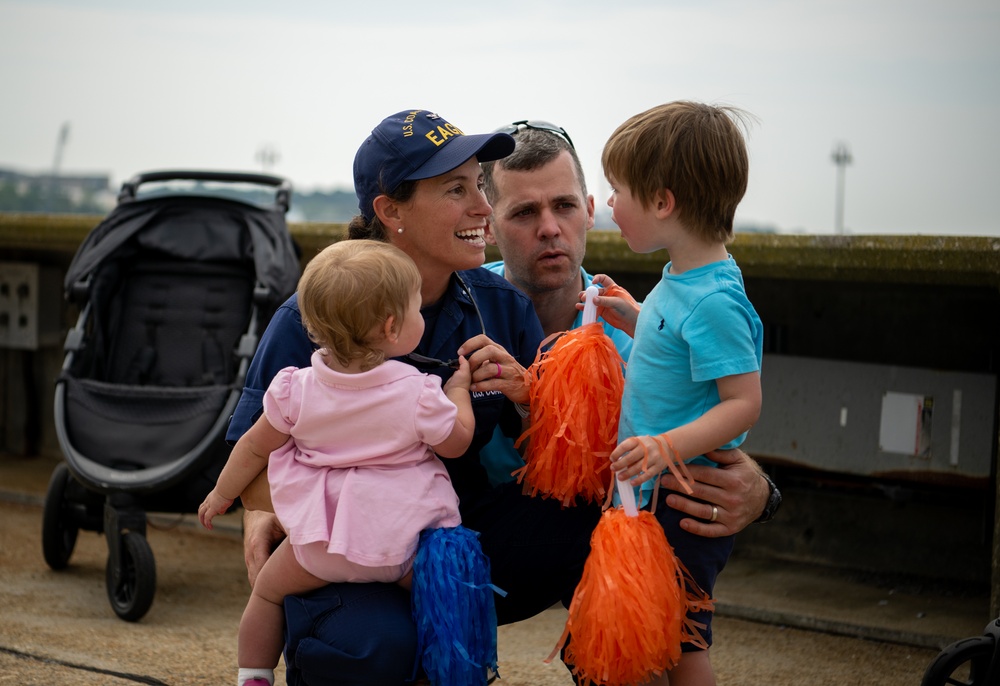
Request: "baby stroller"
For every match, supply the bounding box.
[42,170,300,621]
[921,617,1000,686]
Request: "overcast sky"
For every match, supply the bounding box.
[2,0,998,236]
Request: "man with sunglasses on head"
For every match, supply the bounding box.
[480,120,779,540]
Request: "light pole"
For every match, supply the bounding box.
[255,144,280,173]
[44,122,71,212]
[831,142,852,234]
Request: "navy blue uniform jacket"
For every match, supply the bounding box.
[226,267,544,506]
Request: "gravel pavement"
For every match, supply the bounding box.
[0,453,984,685]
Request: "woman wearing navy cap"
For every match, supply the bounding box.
[230,110,603,685]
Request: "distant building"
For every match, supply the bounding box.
[0,168,115,212]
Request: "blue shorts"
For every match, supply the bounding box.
[653,488,735,651]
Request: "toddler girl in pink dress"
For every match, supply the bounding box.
[199,239,476,686]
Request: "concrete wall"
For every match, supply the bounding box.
[3,212,1000,608]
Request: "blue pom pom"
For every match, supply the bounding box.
[411,526,504,686]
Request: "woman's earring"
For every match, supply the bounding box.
[397,227,404,234]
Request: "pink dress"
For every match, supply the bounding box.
[264,351,462,568]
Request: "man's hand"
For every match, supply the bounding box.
[243,509,285,587]
[659,448,769,538]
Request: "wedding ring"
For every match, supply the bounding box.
[710,505,719,522]
[495,362,502,378]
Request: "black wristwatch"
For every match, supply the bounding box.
[755,471,782,523]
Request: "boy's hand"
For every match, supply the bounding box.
[444,355,471,392]
[197,490,233,530]
[585,274,640,337]
[610,435,672,486]
[611,433,695,494]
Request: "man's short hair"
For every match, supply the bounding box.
[482,127,588,207]
[602,101,751,242]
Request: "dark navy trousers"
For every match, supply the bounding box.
[283,480,602,685]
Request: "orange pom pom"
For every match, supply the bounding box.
[553,508,714,686]
[514,322,626,507]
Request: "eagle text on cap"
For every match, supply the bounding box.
[406,111,464,147]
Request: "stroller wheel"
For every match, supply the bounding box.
[921,635,996,686]
[42,463,79,570]
[106,531,156,622]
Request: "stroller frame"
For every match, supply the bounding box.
[42,170,299,621]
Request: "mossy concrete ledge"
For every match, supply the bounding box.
[2,213,998,290]
[581,230,1000,290]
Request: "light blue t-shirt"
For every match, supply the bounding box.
[479,262,634,486]
[619,255,763,501]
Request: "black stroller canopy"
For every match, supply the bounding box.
[65,193,300,306]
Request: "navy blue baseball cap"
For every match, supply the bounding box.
[354,109,516,221]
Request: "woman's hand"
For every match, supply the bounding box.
[587,274,640,337]
[459,334,530,404]
[243,509,285,587]
[659,448,770,538]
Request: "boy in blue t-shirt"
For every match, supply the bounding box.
[591,101,764,686]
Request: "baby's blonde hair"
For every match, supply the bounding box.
[298,239,421,370]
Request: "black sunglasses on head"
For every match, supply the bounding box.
[493,120,575,150]
[401,274,486,370]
